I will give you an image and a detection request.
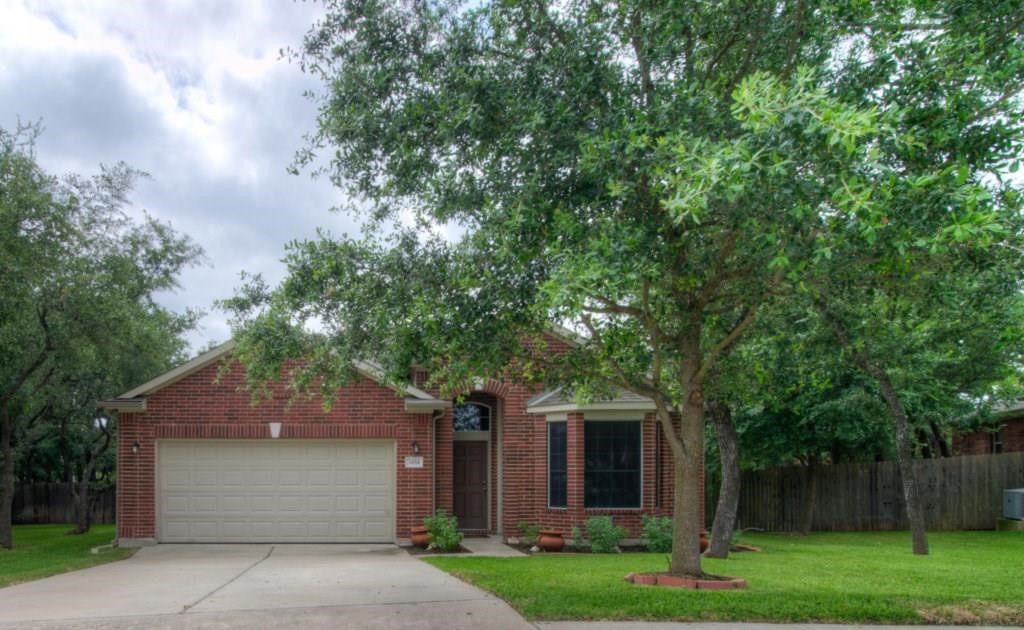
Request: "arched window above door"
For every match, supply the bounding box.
[453,402,491,432]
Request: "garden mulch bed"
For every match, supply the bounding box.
[509,542,650,554]
[625,571,748,590]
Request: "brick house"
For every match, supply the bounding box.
[954,402,1024,456]
[99,339,687,546]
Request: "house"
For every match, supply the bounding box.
[98,338,687,546]
[954,402,1024,455]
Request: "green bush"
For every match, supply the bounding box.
[423,511,463,552]
[517,521,541,545]
[585,516,628,553]
[571,525,585,550]
[641,514,673,553]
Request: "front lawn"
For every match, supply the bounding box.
[0,524,133,588]
[426,531,1024,625]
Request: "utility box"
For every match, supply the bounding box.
[1005,488,1024,520]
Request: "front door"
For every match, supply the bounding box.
[453,441,487,531]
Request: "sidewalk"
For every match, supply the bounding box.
[536,624,1006,630]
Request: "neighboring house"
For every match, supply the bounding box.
[953,402,1024,455]
[99,338,686,546]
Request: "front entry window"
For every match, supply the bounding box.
[454,402,490,432]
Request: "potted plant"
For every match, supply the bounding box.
[537,528,565,552]
[410,525,430,548]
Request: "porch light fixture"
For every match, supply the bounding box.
[411,441,421,455]
[131,441,140,454]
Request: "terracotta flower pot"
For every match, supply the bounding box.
[537,529,565,552]
[410,526,431,549]
[699,532,710,553]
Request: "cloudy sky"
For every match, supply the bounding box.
[0,0,369,352]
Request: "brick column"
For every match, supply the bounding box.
[566,412,585,527]
[434,407,454,514]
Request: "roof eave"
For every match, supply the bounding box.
[525,401,657,414]
[119,340,237,399]
[404,398,453,413]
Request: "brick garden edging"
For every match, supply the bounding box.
[624,572,748,590]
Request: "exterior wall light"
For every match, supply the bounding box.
[131,441,140,454]
[411,440,421,455]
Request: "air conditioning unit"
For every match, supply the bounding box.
[1005,489,1024,520]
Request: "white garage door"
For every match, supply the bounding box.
[158,440,395,543]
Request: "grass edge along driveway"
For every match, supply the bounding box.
[426,531,1024,626]
[0,524,133,588]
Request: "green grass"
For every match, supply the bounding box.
[426,531,1024,625]
[0,524,133,588]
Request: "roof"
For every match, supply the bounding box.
[525,387,656,414]
[97,340,450,413]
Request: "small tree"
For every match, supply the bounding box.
[0,124,201,546]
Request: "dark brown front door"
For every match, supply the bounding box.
[453,441,487,531]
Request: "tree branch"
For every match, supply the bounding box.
[629,9,654,107]
[579,314,666,403]
[694,305,759,385]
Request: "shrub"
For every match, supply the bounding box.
[641,514,673,553]
[517,521,541,546]
[585,516,628,553]
[570,525,585,550]
[423,511,463,552]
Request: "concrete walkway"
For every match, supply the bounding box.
[458,535,525,557]
[537,625,1006,630]
[0,544,532,629]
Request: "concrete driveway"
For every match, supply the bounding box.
[0,544,533,629]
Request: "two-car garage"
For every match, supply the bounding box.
[157,440,395,543]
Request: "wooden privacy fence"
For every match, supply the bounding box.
[705,452,1024,532]
[12,483,116,525]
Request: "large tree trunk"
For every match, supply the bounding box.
[872,368,929,555]
[667,341,706,577]
[69,476,93,535]
[800,457,817,535]
[0,407,14,550]
[816,301,928,555]
[705,400,739,558]
[68,428,110,536]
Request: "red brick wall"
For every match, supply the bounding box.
[120,332,704,544]
[954,417,1024,455]
[117,359,435,541]
[507,411,680,540]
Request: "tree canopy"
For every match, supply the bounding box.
[0,123,202,545]
[227,0,1024,574]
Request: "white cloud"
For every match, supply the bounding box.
[0,0,358,352]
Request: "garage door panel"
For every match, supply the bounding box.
[222,495,247,511]
[222,521,248,537]
[335,470,361,486]
[365,470,391,487]
[158,440,394,543]
[251,495,276,512]
[192,495,219,512]
[309,496,332,512]
[365,495,391,513]
[307,470,331,486]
